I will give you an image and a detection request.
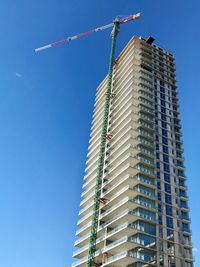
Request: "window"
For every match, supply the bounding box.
[180,200,187,209]
[157,162,160,169]
[136,221,156,235]
[166,205,172,216]
[164,173,170,182]
[167,228,173,238]
[162,129,167,137]
[163,145,168,154]
[133,208,156,221]
[137,185,155,197]
[179,189,186,198]
[157,181,161,189]
[161,114,166,121]
[181,211,188,220]
[157,192,162,201]
[161,100,165,106]
[166,216,173,228]
[165,194,172,204]
[158,203,162,212]
[162,137,168,145]
[162,121,167,128]
[137,196,155,209]
[160,87,165,93]
[159,227,163,237]
[161,106,166,113]
[132,233,156,246]
[185,262,192,267]
[163,154,169,163]
[160,93,165,100]
[164,163,170,173]
[137,174,155,185]
[158,215,162,225]
[160,81,165,86]
[182,223,190,232]
[165,183,171,193]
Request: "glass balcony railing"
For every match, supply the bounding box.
[136,164,155,176]
[99,209,130,229]
[137,145,154,157]
[180,201,188,209]
[138,137,154,147]
[176,145,183,151]
[179,181,186,187]
[182,227,191,233]
[176,162,184,168]
[181,214,190,221]
[128,249,156,263]
[139,104,154,115]
[179,192,187,198]
[138,119,154,130]
[136,155,155,166]
[177,172,185,178]
[107,222,128,236]
[104,251,127,264]
[138,128,154,139]
[131,208,156,222]
[136,174,155,186]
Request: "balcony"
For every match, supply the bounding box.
[76,221,91,237]
[81,181,96,199]
[103,174,156,203]
[103,162,155,192]
[139,104,154,115]
[136,154,155,168]
[74,220,143,252]
[137,136,154,149]
[138,128,154,140]
[99,197,139,221]
[137,145,154,158]
[102,248,156,266]
[176,144,184,152]
[73,234,105,259]
[79,201,94,217]
[80,191,94,207]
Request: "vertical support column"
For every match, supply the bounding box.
[87,19,120,267]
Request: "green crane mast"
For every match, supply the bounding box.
[87,19,119,267]
[34,12,141,267]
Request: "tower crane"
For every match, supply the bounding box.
[35,12,141,267]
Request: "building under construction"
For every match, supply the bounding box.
[72,36,193,267]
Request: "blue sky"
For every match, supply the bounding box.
[0,0,199,266]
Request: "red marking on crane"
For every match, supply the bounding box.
[51,39,68,47]
[77,29,95,38]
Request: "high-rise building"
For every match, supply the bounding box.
[72,36,193,267]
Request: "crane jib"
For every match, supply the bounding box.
[34,13,140,52]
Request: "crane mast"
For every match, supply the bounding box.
[35,12,141,267]
[87,19,119,267]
